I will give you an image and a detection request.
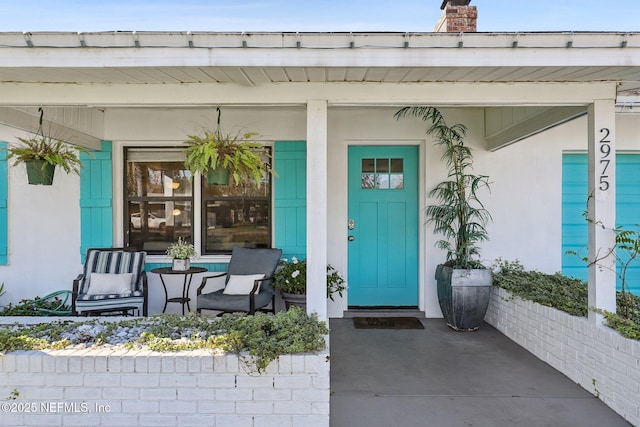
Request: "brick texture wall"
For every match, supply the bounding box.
[485,287,640,426]
[0,349,330,427]
[434,4,478,32]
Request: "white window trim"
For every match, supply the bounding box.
[113,140,275,264]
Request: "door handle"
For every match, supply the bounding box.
[348,235,355,241]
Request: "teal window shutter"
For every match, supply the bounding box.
[0,142,8,265]
[562,152,640,295]
[274,141,307,260]
[80,141,113,261]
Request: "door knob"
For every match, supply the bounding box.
[348,235,355,241]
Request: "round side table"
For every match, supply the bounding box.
[151,267,207,314]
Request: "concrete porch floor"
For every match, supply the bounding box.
[329,318,632,427]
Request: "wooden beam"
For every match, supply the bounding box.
[485,106,587,151]
[0,82,615,108]
[0,107,103,150]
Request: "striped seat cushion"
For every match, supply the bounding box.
[74,294,145,314]
[80,250,146,295]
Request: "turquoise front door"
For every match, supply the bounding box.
[348,145,419,307]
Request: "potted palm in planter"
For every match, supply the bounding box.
[396,106,492,331]
[166,237,198,271]
[273,258,347,310]
[7,110,91,185]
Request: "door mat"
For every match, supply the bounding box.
[353,317,424,330]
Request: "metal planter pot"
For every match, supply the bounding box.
[280,291,306,311]
[435,264,492,331]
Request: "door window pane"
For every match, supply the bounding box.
[361,157,404,190]
[376,158,389,173]
[362,158,375,173]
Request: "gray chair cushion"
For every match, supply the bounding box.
[197,246,283,314]
[197,289,274,313]
[225,246,283,295]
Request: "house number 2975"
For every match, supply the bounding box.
[599,128,611,191]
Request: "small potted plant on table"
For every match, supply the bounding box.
[166,237,198,271]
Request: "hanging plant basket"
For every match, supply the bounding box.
[207,167,230,185]
[25,160,55,186]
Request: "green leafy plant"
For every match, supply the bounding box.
[0,309,328,373]
[0,295,71,316]
[595,309,640,340]
[6,108,91,177]
[8,136,90,176]
[492,259,588,316]
[395,106,491,269]
[273,258,347,301]
[492,259,640,339]
[0,282,5,299]
[166,237,198,260]
[216,307,328,372]
[183,125,273,187]
[565,208,640,320]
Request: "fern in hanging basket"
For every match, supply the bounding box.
[7,108,93,184]
[183,128,274,186]
[8,135,89,176]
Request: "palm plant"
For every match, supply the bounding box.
[395,106,491,269]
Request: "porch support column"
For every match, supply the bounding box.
[587,99,617,325]
[306,99,328,320]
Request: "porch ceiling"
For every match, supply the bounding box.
[1,65,638,90]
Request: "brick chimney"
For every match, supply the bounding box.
[434,0,477,33]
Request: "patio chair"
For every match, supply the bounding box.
[196,246,282,315]
[72,248,148,316]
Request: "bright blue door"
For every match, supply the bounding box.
[348,146,419,307]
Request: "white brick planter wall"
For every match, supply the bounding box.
[485,287,640,426]
[0,348,330,427]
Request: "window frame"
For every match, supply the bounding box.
[120,143,274,257]
[200,147,273,255]
[123,146,194,254]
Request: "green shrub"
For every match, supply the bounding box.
[492,259,640,339]
[492,259,588,316]
[0,296,70,316]
[0,307,328,373]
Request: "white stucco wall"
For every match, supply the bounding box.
[0,126,81,306]
[1,108,638,318]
